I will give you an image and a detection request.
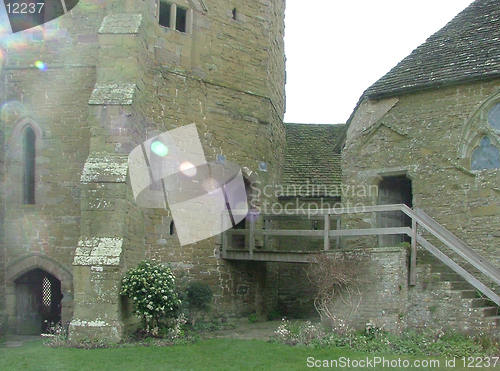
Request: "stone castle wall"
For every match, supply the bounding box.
[342,79,500,266]
[0,0,286,338]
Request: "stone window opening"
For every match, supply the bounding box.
[457,91,500,169]
[170,220,176,235]
[471,136,500,171]
[23,126,36,205]
[232,8,237,20]
[488,103,500,131]
[159,2,191,33]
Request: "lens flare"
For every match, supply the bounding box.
[202,178,219,193]
[151,140,168,156]
[35,61,46,71]
[180,162,197,177]
[1,101,27,123]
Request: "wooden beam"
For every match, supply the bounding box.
[223,250,313,263]
[255,230,324,237]
[329,227,412,238]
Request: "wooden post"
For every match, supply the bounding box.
[249,213,255,259]
[324,213,330,251]
[410,218,417,286]
[264,218,270,250]
[221,213,228,258]
[336,219,341,249]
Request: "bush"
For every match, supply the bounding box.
[184,281,212,326]
[186,282,213,311]
[121,260,181,332]
[307,252,365,326]
[271,319,500,357]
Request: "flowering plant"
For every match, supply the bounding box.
[121,260,181,330]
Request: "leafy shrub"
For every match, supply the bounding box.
[182,281,213,326]
[186,282,213,311]
[271,319,500,357]
[248,313,259,324]
[267,309,281,321]
[121,260,181,332]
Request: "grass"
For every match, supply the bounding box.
[1,338,497,371]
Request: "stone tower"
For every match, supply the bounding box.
[0,0,286,340]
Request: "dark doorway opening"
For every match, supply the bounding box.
[230,179,251,249]
[15,269,63,335]
[378,175,413,247]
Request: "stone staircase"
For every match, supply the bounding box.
[416,249,500,334]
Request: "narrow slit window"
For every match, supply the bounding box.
[159,1,171,28]
[176,7,187,33]
[23,127,36,204]
[170,220,176,235]
[232,8,237,20]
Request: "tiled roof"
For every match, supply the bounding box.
[364,0,500,99]
[281,124,345,197]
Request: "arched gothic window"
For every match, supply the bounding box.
[23,127,36,204]
[471,136,500,171]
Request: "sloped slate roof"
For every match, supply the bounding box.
[281,124,345,197]
[364,0,500,99]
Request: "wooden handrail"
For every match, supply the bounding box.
[221,204,500,306]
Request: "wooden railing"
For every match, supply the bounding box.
[221,204,500,306]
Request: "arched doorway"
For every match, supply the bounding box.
[15,269,63,334]
[378,175,413,247]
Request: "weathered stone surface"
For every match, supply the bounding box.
[80,156,129,184]
[73,237,123,266]
[99,14,143,34]
[88,84,137,105]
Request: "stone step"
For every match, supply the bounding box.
[450,281,474,290]
[417,249,500,326]
[429,265,456,274]
[481,315,500,323]
[465,315,500,328]
[461,290,477,299]
[439,272,463,281]
[469,298,489,308]
[475,306,499,317]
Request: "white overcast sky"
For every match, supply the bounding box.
[284,0,476,124]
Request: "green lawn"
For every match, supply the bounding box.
[0,338,496,370]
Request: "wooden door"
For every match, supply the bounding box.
[16,280,42,335]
